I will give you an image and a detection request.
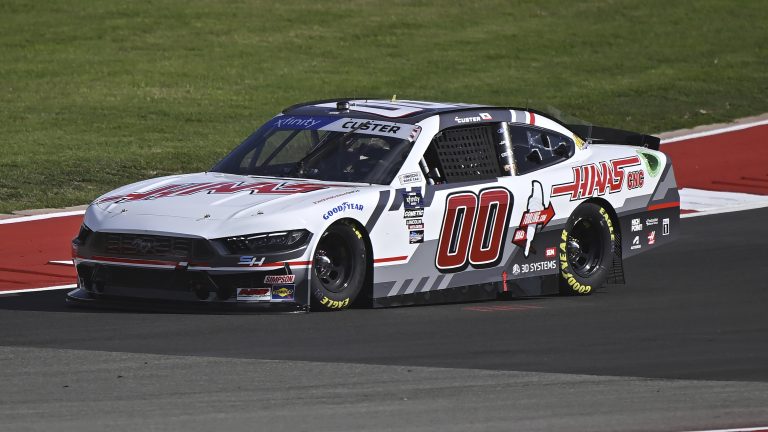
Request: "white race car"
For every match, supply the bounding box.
[68,99,679,311]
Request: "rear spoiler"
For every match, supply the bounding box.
[567,125,660,151]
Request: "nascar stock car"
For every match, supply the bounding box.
[68,99,679,311]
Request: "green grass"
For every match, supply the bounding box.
[1,0,766,213]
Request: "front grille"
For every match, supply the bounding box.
[97,233,194,259]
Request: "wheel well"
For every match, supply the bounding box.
[583,197,625,284]
[334,218,374,306]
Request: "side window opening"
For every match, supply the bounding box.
[509,125,574,175]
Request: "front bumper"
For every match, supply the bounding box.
[66,287,308,313]
[70,261,311,312]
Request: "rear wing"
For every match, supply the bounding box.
[567,125,660,151]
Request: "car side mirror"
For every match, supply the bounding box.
[553,142,570,158]
[526,149,543,164]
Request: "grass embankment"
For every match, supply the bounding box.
[1,0,766,212]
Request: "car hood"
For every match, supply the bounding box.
[87,172,374,237]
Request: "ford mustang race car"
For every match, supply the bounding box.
[68,99,679,311]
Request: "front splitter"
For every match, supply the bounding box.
[65,288,309,314]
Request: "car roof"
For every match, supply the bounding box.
[282,98,513,124]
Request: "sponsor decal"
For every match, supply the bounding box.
[551,156,642,200]
[662,218,670,235]
[271,116,336,129]
[403,208,424,218]
[627,170,645,189]
[322,201,364,220]
[631,235,641,250]
[97,181,337,204]
[403,192,424,209]
[631,218,643,232]
[514,260,557,275]
[545,247,556,258]
[271,284,295,301]
[272,113,416,140]
[637,149,662,177]
[454,114,489,124]
[264,274,295,284]
[645,217,659,226]
[405,216,425,230]
[647,231,656,245]
[239,256,266,267]
[398,172,422,185]
[512,181,555,258]
[312,189,359,205]
[340,120,402,135]
[512,264,521,276]
[409,230,424,244]
[237,287,271,302]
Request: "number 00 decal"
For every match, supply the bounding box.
[436,187,513,272]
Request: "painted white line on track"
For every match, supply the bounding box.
[682,201,768,218]
[0,284,76,295]
[680,426,768,432]
[679,188,768,213]
[0,209,85,225]
[661,119,768,144]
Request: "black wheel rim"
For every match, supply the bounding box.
[313,232,352,293]
[566,218,602,278]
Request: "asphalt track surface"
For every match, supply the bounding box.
[1,207,767,431]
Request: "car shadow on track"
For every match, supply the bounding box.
[0,290,114,313]
[0,290,308,315]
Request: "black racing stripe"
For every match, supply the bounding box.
[365,190,391,233]
[388,188,405,211]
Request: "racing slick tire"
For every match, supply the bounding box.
[558,202,614,296]
[310,221,367,311]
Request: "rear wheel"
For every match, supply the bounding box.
[558,203,614,295]
[310,221,367,310]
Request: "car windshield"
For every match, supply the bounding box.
[211,116,419,184]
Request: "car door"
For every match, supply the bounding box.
[419,122,513,274]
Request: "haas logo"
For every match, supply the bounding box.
[551,156,641,200]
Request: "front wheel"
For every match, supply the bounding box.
[310,221,367,310]
[558,203,615,295]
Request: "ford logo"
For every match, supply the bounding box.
[131,238,155,253]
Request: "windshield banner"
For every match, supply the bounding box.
[268,115,418,141]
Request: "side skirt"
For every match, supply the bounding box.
[372,275,559,308]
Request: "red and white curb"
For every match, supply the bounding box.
[0,284,77,295]
[661,118,768,217]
